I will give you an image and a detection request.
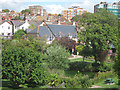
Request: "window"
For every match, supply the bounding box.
[2,26,3,28]
[8,27,10,29]
[22,27,24,30]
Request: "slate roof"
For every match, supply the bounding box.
[11,20,25,27]
[29,20,42,27]
[47,24,76,37]
[27,24,77,38]
[27,26,51,38]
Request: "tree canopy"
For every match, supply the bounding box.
[21,9,31,14]
[73,9,118,62]
[2,9,10,12]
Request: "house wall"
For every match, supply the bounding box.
[19,21,30,31]
[0,22,12,36]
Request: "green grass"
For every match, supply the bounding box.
[93,77,120,88]
[69,58,95,63]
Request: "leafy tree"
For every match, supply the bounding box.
[2,45,48,88]
[14,29,26,39]
[2,9,10,12]
[12,16,21,20]
[76,45,92,61]
[45,41,70,69]
[58,14,61,17]
[56,37,76,51]
[28,24,35,30]
[21,9,31,14]
[73,9,118,62]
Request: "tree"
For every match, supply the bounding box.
[12,16,21,20]
[76,45,92,62]
[45,41,70,69]
[2,9,10,12]
[56,37,76,51]
[14,29,26,39]
[2,45,48,88]
[28,24,35,30]
[73,9,118,62]
[21,9,31,14]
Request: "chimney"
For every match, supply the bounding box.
[73,21,76,26]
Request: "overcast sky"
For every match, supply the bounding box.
[0,0,119,14]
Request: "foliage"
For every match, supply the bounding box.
[45,74,65,88]
[14,29,26,39]
[69,61,113,72]
[45,41,70,69]
[63,73,92,88]
[12,16,21,20]
[92,71,116,84]
[56,37,76,50]
[2,9,10,12]
[21,9,31,14]
[73,9,118,62]
[28,24,35,30]
[2,45,48,88]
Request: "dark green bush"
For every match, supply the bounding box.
[2,46,48,88]
[69,61,94,72]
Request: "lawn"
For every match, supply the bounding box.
[69,58,95,63]
[93,77,120,88]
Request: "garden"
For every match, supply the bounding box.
[1,9,120,89]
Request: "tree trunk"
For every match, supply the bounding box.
[83,56,84,62]
[96,50,108,62]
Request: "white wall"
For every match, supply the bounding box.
[0,22,12,36]
[19,20,30,31]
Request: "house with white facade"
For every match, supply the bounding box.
[0,21,12,36]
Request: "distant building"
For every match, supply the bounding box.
[29,5,47,16]
[62,6,87,20]
[94,1,120,18]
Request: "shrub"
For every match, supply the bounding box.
[2,46,48,88]
[63,73,92,88]
[14,29,26,39]
[92,71,116,84]
[45,74,65,88]
[45,41,70,69]
[69,61,94,72]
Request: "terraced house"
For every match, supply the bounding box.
[27,21,78,43]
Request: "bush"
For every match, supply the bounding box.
[2,46,48,88]
[69,61,94,72]
[14,29,25,39]
[63,73,92,88]
[45,41,70,69]
[92,71,116,84]
[45,74,65,88]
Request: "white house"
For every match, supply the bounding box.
[11,20,30,34]
[19,20,30,31]
[0,21,12,36]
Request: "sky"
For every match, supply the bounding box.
[0,0,119,14]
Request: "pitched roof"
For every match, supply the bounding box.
[11,20,25,27]
[27,26,51,38]
[29,20,42,27]
[27,24,77,38]
[47,24,76,37]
